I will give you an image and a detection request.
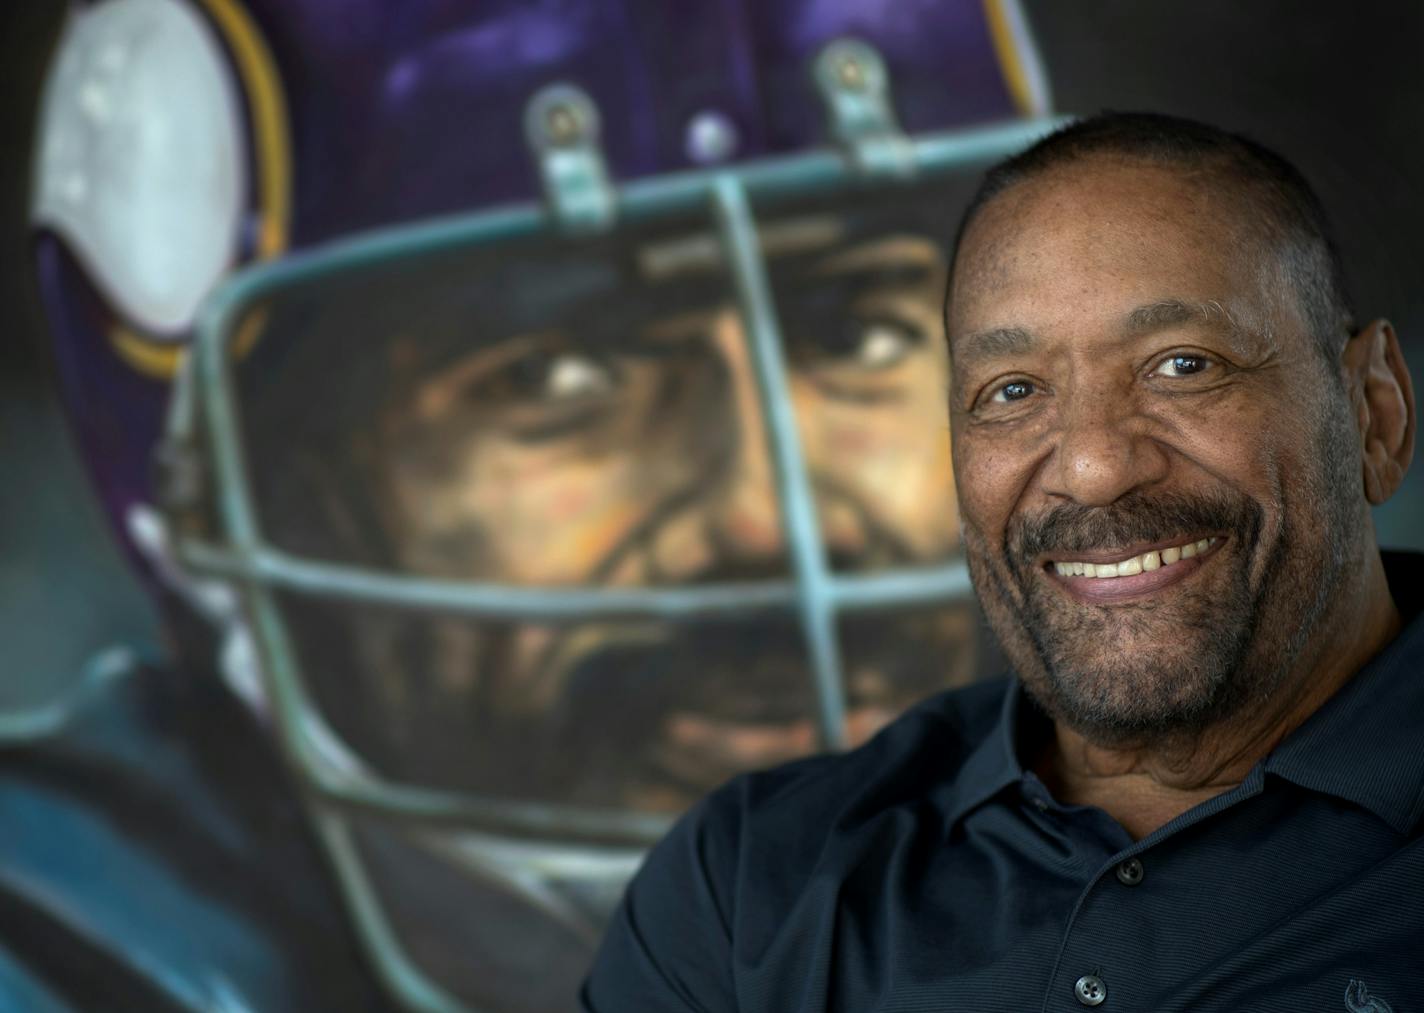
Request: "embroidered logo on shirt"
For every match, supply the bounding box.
[1345,979,1394,1013]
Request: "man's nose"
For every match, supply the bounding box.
[1041,388,1170,506]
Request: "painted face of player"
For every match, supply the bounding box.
[243,193,978,812]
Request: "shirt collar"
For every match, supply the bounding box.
[942,550,1424,835]
[938,677,1032,827]
[1263,549,1424,835]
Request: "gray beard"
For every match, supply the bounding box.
[968,387,1361,747]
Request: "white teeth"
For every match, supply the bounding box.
[1054,537,1216,580]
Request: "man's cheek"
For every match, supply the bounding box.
[951,447,1009,543]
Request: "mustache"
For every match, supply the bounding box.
[536,609,968,800]
[1007,489,1262,570]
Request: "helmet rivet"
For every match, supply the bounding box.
[545,103,580,144]
[684,109,739,165]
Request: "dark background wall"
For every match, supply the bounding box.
[4,1,1421,708]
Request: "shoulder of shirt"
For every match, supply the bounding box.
[691,677,1013,852]
[647,678,1013,957]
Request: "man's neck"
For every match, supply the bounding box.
[1037,552,1402,841]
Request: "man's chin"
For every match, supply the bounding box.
[1024,655,1228,744]
[1006,551,1255,730]
[1013,596,1277,744]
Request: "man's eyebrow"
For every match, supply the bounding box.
[951,325,1037,363]
[951,299,1265,364]
[1123,297,1250,344]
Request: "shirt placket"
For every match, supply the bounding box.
[1042,845,1158,1011]
[1032,770,1267,1012]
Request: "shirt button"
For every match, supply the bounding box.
[1115,858,1144,886]
[1032,797,1049,812]
[1075,973,1107,1006]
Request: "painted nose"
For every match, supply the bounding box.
[703,308,788,556]
[1042,391,1169,506]
[651,307,877,580]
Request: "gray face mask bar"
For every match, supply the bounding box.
[146,39,1063,1012]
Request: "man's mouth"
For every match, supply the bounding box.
[1042,535,1223,602]
[1049,535,1219,577]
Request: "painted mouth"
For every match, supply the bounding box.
[1042,535,1223,603]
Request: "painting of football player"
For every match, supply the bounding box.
[9,0,1052,1008]
[240,182,984,816]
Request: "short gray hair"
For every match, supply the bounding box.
[948,111,1356,366]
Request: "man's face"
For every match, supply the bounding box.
[253,201,978,811]
[947,157,1363,744]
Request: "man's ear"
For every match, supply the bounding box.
[1342,319,1415,505]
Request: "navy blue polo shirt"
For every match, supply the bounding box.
[583,552,1424,1012]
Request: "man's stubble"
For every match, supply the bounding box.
[962,370,1362,747]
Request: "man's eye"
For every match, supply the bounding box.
[1152,354,1212,378]
[990,379,1035,403]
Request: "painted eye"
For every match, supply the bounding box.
[800,316,921,371]
[990,379,1035,403]
[1154,354,1210,377]
[495,350,616,403]
[853,321,915,368]
[540,353,615,399]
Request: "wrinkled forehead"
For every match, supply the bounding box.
[947,158,1275,345]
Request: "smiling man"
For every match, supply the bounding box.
[582,113,1422,1010]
